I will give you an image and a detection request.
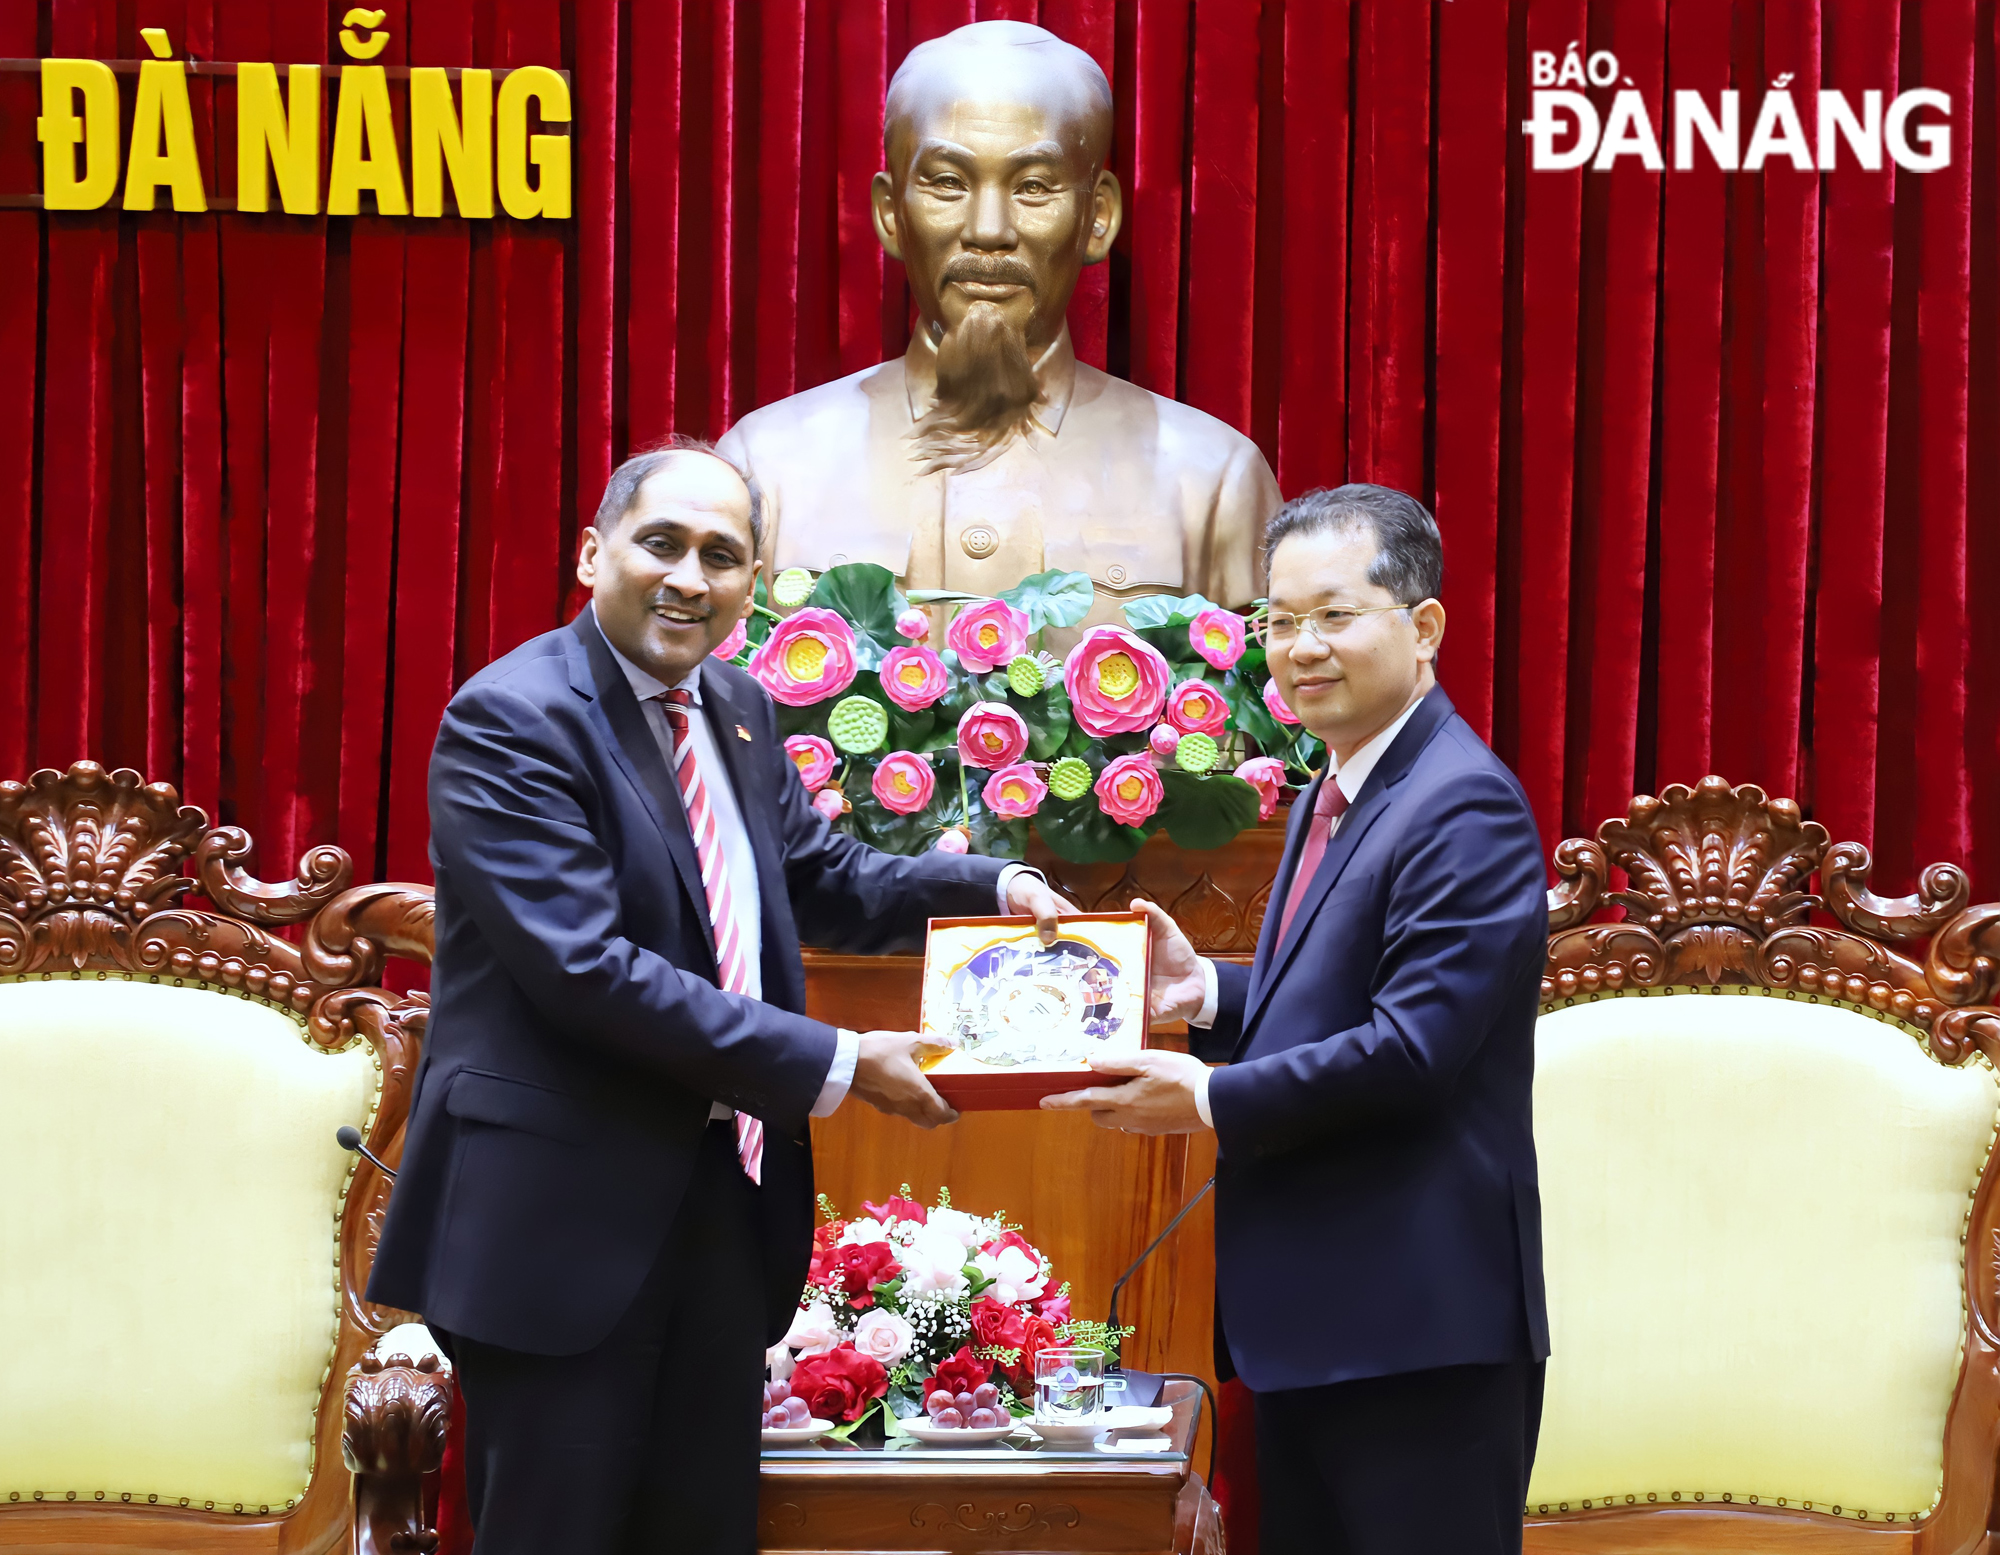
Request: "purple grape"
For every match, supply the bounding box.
[768,1380,790,1406]
[972,1383,999,1410]
[784,1396,810,1425]
[765,1408,788,1429]
[954,1391,976,1413]
[926,1391,952,1417]
[935,1407,964,1429]
[967,1408,997,1429]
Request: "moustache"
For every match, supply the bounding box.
[941,255,1038,290]
[649,591,714,621]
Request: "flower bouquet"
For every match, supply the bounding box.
[763,1188,1128,1441]
[716,562,1324,863]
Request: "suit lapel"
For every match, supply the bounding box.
[569,612,717,964]
[700,670,797,976]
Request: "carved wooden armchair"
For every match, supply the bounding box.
[1523,777,2000,1553]
[0,762,448,1555]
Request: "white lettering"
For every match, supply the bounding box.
[1673,91,1739,170]
[1885,88,1950,171]
[1817,89,1881,169]
[1744,89,1813,170]
[1531,51,1557,87]
[1557,42,1586,89]
[1586,50,1619,88]
[1523,91,1601,170]
[1593,90,1663,170]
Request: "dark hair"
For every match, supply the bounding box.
[593,436,764,553]
[1262,484,1442,605]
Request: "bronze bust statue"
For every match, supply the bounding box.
[717,21,1277,628]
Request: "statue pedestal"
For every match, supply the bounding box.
[803,816,1290,1465]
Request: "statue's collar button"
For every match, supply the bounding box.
[960,526,999,560]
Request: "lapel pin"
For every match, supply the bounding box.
[736,724,753,742]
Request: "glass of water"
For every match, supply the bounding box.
[1033,1347,1126,1423]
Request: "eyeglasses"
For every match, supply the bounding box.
[1253,603,1416,646]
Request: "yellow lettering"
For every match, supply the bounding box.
[411,68,492,218]
[496,65,570,219]
[326,64,407,216]
[237,63,321,214]
[124,58,208,211]
[37,59,119,211]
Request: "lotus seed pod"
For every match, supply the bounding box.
[1005,654,1046,697]
[827,696,889,754]
[1175,733,1219,773]
[1047,756,1092,802]
[772,567,815,609]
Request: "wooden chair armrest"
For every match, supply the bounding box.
[343,1348,453,1555]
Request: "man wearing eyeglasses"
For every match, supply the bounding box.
[1046,484,1550,1555]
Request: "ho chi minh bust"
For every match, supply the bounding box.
[717,21,1277,631]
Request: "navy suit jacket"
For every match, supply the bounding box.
[369,610,1006,1356]
[1193,685,1551,1392]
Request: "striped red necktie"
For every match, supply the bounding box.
[1275,777,1350,946]
[657,689,763,1185]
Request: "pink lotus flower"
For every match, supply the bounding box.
[712,617,749,661]
[895,608,932,641]
[982,763,1047,819]
[1095,752,1165,827]
[934,828,970,854]
[957,702,1030,770]
[1148,724,1181,757]
[879,644,949,712]
[871,751,936,815]
[1234,756,1287,821]
[1166,679,1228,736]
[784,735,838,792]
[1188,608,1247,670]
[812,788,848,821]
[947,599,1030,673]
[749,608,860,707]
[1262,676,1302,726]
[1064,626,1171,736]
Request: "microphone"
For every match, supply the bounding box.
[1106,1176,1214,1337]
[336,1125,399,1181]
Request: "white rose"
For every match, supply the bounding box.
[901,1226,972,1298]
[926,1207,984,1248]
[783,1300,842,1357]
[766,1342,795,1381]
[850,1309,916,1367]
[838,1217,891,1247]
[974,1244,1048,1305]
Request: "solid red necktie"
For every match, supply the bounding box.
[657,689,763,1186]
[1275,778,1350,946]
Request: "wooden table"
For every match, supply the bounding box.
[758,1381,1222,1555]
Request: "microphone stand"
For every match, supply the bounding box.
[1103,1175,1218,1487]
[337,1125,399,1181]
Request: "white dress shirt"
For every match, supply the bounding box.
[605,624,1034,1120]
[1187,691,1429,1126]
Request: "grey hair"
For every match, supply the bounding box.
[592,436,764,553]
[1262,484,1443,605]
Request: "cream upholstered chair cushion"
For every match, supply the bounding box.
[0,976,378,1514]
[1526,986,1998,1523]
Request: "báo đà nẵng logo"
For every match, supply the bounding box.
[1523,43,1950,173]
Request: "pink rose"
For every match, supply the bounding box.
[896,608,932,641]
[860,1194,927,1226]
[1033,1291,1072,1325]
[934,828,970,854]
[1234,756,1287,821]
[1148,724,1181,757]
[1064,626,1171,736]
[784,735,838,792]
[1188,608,1247,670]
[957,702,1030,770]
[1166,679,1227,736]
[1095,753,1165,827]
[812,788,848,821]
[1262,676,1302,726]
[947,599,1031,673]
[982,763,1047,819]
[749,608,860,706]
[879,644,949,712]
[712,618,749,661]
[871,751,936,815]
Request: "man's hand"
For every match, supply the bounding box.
[1039,1049,1212,1135]
[1133,897,1209,1022]
[1006,871,1079,945]
[851,1031,959,1128]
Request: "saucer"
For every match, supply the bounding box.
[761,1419,837,1446]
[900,1419,1016,1447]
[1027,1419,1105,1446]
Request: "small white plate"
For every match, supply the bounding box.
[1096,1434,1174,1454]
[1027,1419,1105,1446]
[761,1419,837,1446]
[900,1419,1017,1447]
[1101,1405,1176,1432]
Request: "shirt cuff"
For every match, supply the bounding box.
[1188,956,1220,1029]
[1194,1067,1214,1129]
[811,1029,861,1118]
[996,862,1045,915]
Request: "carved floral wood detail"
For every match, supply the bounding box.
[0,762,436,1552]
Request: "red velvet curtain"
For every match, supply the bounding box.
[1,0,1993,903]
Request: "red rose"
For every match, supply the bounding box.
[861,1194,927,1226]
[969,1296,1028,1353]
[927,1345,995,1400]
[1033,1291,1072,1326]
[830,1241,902,1309]
[1009,1316,1060,1392]
[788,1343,889,1423]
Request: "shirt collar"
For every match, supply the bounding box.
[1331,690,1427,805]
[594,605,703,706]
[901,320,1077,439]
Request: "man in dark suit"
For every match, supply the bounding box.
[370,440,1071,1555]
[1046,484,1550,1555]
